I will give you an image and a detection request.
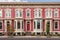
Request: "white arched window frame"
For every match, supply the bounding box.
[54,21,59,30]
[45,8,52,18]
[34,20,42,32]
[54,8,59,17]
[34,9,42,18]
[15,9,23,18]
[26,8,31,18]
[5,8,11,18]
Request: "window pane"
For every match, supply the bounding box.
[34,21,36,29]
[20,11,22,17]
[55,13,58,17]
[37,20,40,29]
[0,10,2,17]
[34,10,37,17]
[54,9,58,17]
[16,10,18,17]
[46,12,48,17]
[27,10,30,17]
[16,13,18,17]
[49,10,51,17]
[55,22,58,29]
[19,10,22,17]
[17,22,20,29]
[5,9,11,17]
[38,10,41,17]
[0,22,2,29]
[46,10,48,17]
[46,9,52,17]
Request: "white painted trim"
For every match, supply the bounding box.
[45,8,52,18]
[54,8,59,17]
[26,8,31,18]
[26,21,31,31]
[34,8,42,18]
[20,20,23,30]
[22,20,24,30]
[5,8,11,18]
[34,20,42,32]
[54,21,59,30]
[0,9,2,17]
[14,20,23,32]
[15,9,23,18]
[1,6,60,8]
[4,20,12,32]
[4,20,7,32]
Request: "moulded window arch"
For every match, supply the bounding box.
[45,8,52,18]
[26,8,31,17]
[34,8,42,18]
[5,8,11,18]
[54,8,59,17]
[15,9,23,18]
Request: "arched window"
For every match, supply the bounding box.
[34,9,37,18]
[54,21,59,30]
[5,9,11,18]
[45,8,52,18]
[26,9,30,17]
[54,8,58,17]
[34,9,42,18]
[15,9,23,18]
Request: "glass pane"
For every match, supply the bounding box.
[34,21,36,29]
[27,13,29,17]
[5,9,11,17]
[38,10,41,17]
[54,9,58,17]
[16,10,19,17]
[0,22,2,29]
[55,13,58,17]
[37,20,40,29]
[49,10,51,17]
[20,11,22,17]
[46,12,48,17]
[17,21,20,29]
[16,13,18,17]
[0,10,2,17]
[34,10,37,17]
[55,22,58,29]
[27,10,30,17]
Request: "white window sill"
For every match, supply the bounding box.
[34,17,42,18]
[15,17,23,18]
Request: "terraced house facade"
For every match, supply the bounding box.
[0,2,60,36]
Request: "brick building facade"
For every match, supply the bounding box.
[0,2,60,35]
